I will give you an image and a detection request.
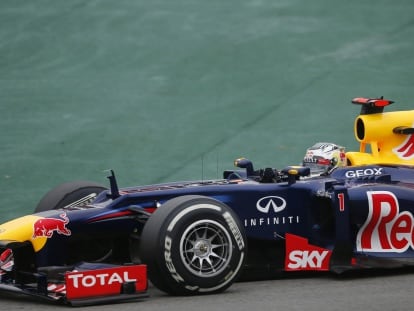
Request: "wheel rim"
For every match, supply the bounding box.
[180,219,233,278]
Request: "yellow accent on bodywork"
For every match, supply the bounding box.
[288,169,298,175]
[348,110,414,166]
[0,215,48,252]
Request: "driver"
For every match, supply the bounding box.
[302,142,346,176]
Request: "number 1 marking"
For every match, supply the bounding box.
[338,193,345,212]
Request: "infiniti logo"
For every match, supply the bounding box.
[256,196,286,213]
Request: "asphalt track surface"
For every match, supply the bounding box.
[1,1,414,310]
[1,269,414,311]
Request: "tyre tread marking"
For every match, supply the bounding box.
[167,204,221,232]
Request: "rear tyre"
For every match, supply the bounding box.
[35,181,107,212]
[140,195,247,295]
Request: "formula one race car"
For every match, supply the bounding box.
[1,97,414,305]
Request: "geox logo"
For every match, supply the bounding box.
[256,196,286,213]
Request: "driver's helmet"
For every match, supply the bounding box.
[302,142,346,175]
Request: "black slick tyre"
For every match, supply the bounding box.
[140,195,247,295]
[35,181,107,212]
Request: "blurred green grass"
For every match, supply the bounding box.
[1,0,414,222]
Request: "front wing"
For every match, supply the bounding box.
[0,262,148,306]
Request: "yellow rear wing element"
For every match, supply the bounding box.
[346,97,414,166]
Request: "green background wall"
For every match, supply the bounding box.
[1,0,414,222]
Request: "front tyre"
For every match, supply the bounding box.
[140,195,247,295]
[35,181,107,212]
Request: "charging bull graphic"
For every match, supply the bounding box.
[32,213,71,238]
[394,133,414,159]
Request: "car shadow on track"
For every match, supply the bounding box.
[239,266,414,283]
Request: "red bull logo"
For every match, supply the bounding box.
[357,191,414,252]
[393,133,414,159]
[32,213,71,238]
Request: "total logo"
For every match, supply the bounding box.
[256,196,286,213]
[344,168,383,179]
[65,265,147,300]
[67,271,137,289]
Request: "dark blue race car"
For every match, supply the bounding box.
[1,97,414,305]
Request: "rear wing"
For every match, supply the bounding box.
[351,96,394,115]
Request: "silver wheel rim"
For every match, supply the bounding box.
[180,219,233,278]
